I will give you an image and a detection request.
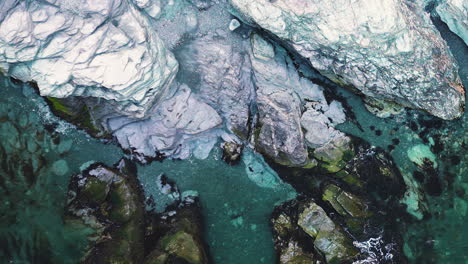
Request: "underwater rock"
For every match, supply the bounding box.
[0,0,178,117]
[363,97,405,118]
[230,0,465,119]
[407,144,438,169]
[436,0,468,45]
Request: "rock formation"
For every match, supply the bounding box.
[230,0,465,119]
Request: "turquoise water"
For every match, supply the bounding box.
[335,18,468,263]
[0,75,295,264]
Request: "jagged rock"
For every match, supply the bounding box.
[0,0,178,117]
[249,34,349,167]
[175,32,254,139]
[144,195,210,264]
[222,141,243,165]
[436,0,468,45]
[230,0,465,119]
[109,84,223,161]
[271,199,358,264]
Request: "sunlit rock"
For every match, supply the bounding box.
[0,0,178,117]
[230,0,465,119]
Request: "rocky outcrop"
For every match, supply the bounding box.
[271,199,358,264]
[230,0,465,119]
[436,0,468,45]
[144,195,210,264]
[65,160,210,264]
[250,34,351,168]
[0,0,178,117]
[269,141,408,263]
[109,84,223,161]
[66,160,146,263]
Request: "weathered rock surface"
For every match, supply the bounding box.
[231,0,465,119]
[0,0,178,117]
[109,84,223,161]
[65,160,210,264]
[250,34,350,167]
[436,0,468,45]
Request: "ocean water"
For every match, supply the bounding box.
[0,13,467,264]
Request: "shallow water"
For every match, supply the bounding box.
[0,75,295,264]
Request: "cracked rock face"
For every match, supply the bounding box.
[230,0,465,120]
[436,0,468,45]
[0,0,178,117]
[109,83,223,161]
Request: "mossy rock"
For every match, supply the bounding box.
[81,177,109,204]
[45,97,108,138]
[161,231,204,264]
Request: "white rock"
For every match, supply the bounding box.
[0,0,178,117]
[110,84,223,159]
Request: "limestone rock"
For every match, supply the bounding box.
[230,0,465,119]
[0,0,178,117]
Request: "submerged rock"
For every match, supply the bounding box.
[0,0,178,117]
[271,198,358,264]
[436,0,468,45]
[230,0,465,119]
